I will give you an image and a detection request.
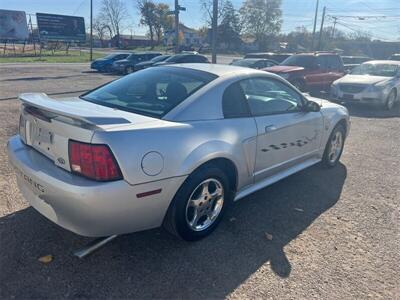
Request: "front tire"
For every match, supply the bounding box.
[385,89,397,111]
[322,123,346,168]
[125,66,134,74]
[163,165,232,241]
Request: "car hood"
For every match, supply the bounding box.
[263,65,304,73]
[334,74,391,85]
[93,59,108,63]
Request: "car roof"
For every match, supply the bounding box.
[167,63,267,76]
[363,60,400,65]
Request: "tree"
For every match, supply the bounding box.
[200,0,225,27]
[154,3,173,44]
[93,17,112,47]
[239,0,282,50]
[100,0,129,47]
[218,0,241,50]
[137,0,157,47]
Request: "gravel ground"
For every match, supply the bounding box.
[0,64,399,299]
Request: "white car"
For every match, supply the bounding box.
[8,64,350,241]
[331,60,400,110]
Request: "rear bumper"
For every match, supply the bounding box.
[7,136,186,237]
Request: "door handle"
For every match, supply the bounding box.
[265,125,276,133]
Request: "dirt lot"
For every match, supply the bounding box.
[0,64,399,299]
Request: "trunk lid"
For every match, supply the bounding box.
[18,93,157,172]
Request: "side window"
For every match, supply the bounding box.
[240,78,304,116]
[317,56,328,70]
[222,82,251,118]
[330,56,343,70]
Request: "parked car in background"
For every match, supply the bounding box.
[134,55,171,71]
[264,52,345,92]
[8,64,349,241]
[244,52,292,63]
[388,54,400,61]
[230,58,278,69]
[153,53,209,66]
[331,60,400,110]
[341,56,372,72]
[112,52,162,74]
[91,53,130,72]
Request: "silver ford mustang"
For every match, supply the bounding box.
[7,64,350,241]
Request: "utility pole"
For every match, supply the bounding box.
[211,0,218,63]
[318,6,326,51]
[174,0,179,53]
[90,0,93,61]
[311,0,319,50]
[170,0,185,53]
[331,16,337,39]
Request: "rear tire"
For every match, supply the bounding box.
[322,123,346,168]
[163,164,233,241]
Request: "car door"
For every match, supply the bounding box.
[302,56,326,89]
[239,77,324,181]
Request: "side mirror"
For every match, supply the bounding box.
[303,100,321,112]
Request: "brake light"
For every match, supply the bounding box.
[68,140,122,181]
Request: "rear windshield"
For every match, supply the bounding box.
[80,67,217,118]
[165,54,187,63]
[231,59,255,67]
[280,55,316,68]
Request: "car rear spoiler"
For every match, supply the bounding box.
[18,93,131,128]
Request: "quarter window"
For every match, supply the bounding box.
[239,78,304,116]
[222,83,251,118]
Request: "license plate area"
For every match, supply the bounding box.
[342,94,358,101]
[31,123,54,154]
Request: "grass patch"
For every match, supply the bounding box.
[0,50,103,63]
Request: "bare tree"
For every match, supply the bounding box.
[100,0,129,47]
[93,17,112,47]
[200,0,225,27]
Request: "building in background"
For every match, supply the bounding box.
[111,34,152,48]
[164,24,204,48]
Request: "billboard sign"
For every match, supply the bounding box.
[36,13,86,42]
[0,9,29,40]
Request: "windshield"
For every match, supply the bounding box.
[80,67,217,118]
[103,54,119,59]
[151,55,170,63]
[280,55,316,68]
[351,63,398,77]
[231,59,255,67]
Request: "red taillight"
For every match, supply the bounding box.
[68,140,122,181]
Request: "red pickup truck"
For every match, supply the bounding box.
[263,52,345,92]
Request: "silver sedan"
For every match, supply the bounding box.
[331,60,400,110]
[7,64,350,241]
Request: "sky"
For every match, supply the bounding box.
[1,0,399,41]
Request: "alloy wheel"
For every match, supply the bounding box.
[328,131,343,164]
[185,178,224,232]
